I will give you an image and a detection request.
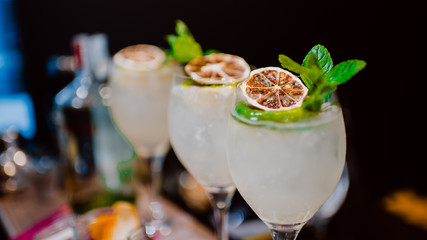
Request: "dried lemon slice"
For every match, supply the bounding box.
[113,44,166,71]
[184,53,250,85]
[240,67,308,111]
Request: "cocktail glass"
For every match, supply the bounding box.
[109,45,176,235]
[226,84,347,240]
[168,73,236,240]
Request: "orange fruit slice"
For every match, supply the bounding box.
[89,201,140,240]
[184,53,250,85]
[240,67,308,111]
[89,214,116,240]
[113,44,166,71]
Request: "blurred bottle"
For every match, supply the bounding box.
[88,33,134,196]
[53,34,100,213]
[53,34,135,214]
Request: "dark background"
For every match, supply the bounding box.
[8,0,427,239]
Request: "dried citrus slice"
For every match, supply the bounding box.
[240,67,308,111]
[89,202,140,240]
[113,44,166,71]
[89,214,116,240]
[184,53,250,85]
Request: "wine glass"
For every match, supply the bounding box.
[226,85,347,240]
[168,73,237,240]
[109,44,176,235]
[307,163,349,239]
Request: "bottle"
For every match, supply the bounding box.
[88,33,134,197]
[53,34,100,213]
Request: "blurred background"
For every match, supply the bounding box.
[1,0,426,239]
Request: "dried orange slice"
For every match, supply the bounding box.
[89,214,116,240]
[184,53,250,85]
[240,67,308,111]
[113,44,166,71]
[89,201,140,240]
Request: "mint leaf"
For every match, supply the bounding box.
[278,54,304,74]
[278,54,321,89]
[167,20,203,64]
[277,45,366,113]
[170,36,202,63]
[300,76,313,89]
[318,83,338,94]
[203,49,221,55]
[326,60,367,84]
[175,20,193,38]
[302,94,323,111]
[303,44,333,75]
[300,53,322,85]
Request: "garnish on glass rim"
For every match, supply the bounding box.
[166,20,203,64]
[235,44,366,123]
[167,20,218,64]
[167,20,250,85]
[239,67,308,111]
[185,53,250,85]
[279,44,367,111]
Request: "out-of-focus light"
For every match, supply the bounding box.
[179,171,197,189]
[4,161,16,176]
[13,150,26,166]
[0,93,36,139]
[5,178,18,192]
[76,86,88,99]
[99,85,112,99]
[99,85,112,106]
[145,224,156,237]
[71,98,83,109]
[56,56,76,72]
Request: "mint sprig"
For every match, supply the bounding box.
[279,44,366,111]
[166,20,203,64]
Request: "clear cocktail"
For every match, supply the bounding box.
[110,46,176,158]
[226,45,366,240]
[169,82,235,189]
[168,52,250,240]
[228,89,346,225]
[109,44,176,236]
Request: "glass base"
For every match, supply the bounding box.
[265,221,306,240]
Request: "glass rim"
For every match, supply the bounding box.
[173,68,241,87]
[232,83,343,129]
[173,71,240,88]
[112,55,177,73]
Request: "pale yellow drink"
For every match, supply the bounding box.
[227,101,346,225]
[168,82,235,189]
[109,46,176,158]
[109,45,176,235]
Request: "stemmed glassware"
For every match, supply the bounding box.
[109,44,176,235]
[308,164,349,239]
[226,84,347,240]
[168,71,238,240]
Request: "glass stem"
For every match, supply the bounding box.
[206,186,235,240]
[135,155,165,221]
[266,222,305,240]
